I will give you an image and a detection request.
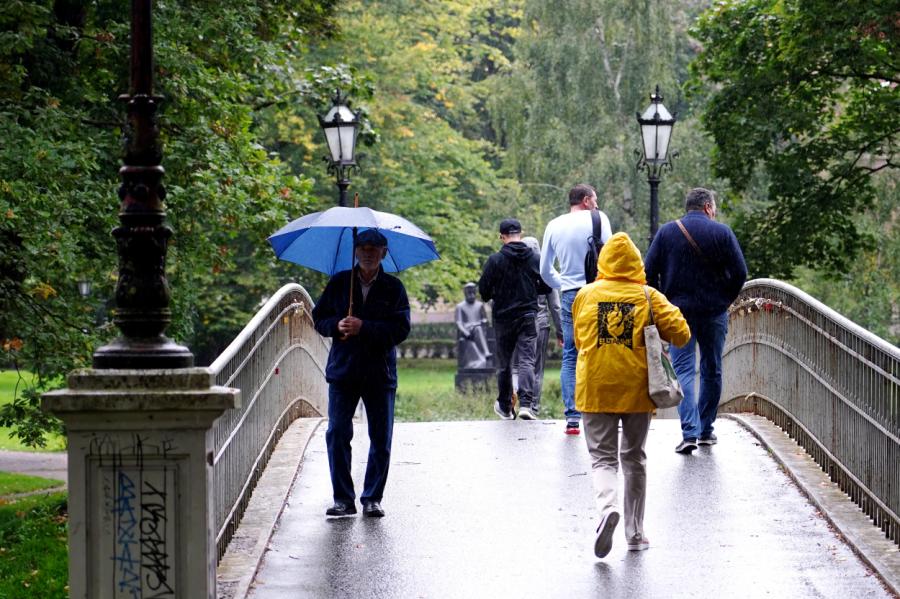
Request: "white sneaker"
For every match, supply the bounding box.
[593,511,619,558]
[627,536,650,551]
[518,406,537,420]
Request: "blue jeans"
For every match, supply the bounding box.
[326,383,395,505]
[560,289,581,423]
[670,311,729,441]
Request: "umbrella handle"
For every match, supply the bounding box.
[348,226,357,317]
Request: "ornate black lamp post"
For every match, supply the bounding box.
[636,85,676,241]
[92,0,193,368]
[317,91,361,207]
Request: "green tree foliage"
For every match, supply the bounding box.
[790,175,899,344]
[689,0,899,279]
[0,1,345,443]
[263,0,522,304]
[491,0,711,241]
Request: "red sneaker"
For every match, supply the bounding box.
[565,422,580,435]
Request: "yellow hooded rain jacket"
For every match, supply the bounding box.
[573,232,691,413]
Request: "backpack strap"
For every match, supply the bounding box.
[590,209,602,241]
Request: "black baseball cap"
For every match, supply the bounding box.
[499,218,522,235]
[355,229,388,247]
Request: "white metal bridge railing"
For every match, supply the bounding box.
[208,283,330,559]
[721,278,899,546]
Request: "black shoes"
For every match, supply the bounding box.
[698,433,718,445]
[675,439,698,454]
[363,501,385,518]
[325,501,385,517]
[325,502,357,517]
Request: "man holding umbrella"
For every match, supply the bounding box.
[312,229,411,518]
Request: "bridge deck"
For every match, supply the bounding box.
[246,418,893,599]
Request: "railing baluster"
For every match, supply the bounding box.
[722,279,900,546]
[206,284,330,560]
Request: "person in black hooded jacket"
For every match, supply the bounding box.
[479,218,552,420]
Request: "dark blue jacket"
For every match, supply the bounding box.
[644,211,748,318]
[312,266,410,389]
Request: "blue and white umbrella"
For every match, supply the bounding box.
[268,206,440,275]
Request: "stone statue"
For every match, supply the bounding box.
[455,282,492,369]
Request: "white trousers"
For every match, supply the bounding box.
[582,412,651,542]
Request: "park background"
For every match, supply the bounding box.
[0,2,897,595]
[0,0,897,443]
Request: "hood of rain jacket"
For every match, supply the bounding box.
[573,232,691,413]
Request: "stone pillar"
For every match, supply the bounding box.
[42,368,239,599]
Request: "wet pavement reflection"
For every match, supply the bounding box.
[249,419,891,599]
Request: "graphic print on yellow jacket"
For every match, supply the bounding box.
[573,232,691,413]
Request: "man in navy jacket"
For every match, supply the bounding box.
[645,188,747,454]
[312,229,411,517]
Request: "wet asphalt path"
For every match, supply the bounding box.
[248,418,892,599]
[0,449,67,484]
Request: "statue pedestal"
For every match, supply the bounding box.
[42,368,239,599]
[455,367,495,393]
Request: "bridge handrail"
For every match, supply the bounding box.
[208,282,330,559]
[738,278,900,365]
[722,278,899,546]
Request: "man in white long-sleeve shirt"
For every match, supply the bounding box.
[540,184,612,435]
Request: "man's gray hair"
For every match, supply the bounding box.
[684,187,716,212]
[521,236,541,254]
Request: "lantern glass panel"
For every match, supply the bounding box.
[639,102,674,164]
[323,105,357,163]
[77,280,92,297]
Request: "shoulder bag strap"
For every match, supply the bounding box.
[676,218,720,274]
[642,286,655,326]
[675,219,704,257]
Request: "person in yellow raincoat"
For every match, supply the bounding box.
[573,232,690,558]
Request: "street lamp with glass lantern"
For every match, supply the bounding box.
[318,91,361,207]
[77,279,93,298]
[636,85,676,241]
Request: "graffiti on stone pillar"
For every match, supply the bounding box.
[113,471,140,597]
[140,478,173,596]
[84,432,179,598]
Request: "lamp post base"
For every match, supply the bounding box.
[93,336,194,369]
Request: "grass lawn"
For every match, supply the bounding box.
[0,371,65,452]
[0,491,68,598]
[0,472,64,496]
[396,358,566,421]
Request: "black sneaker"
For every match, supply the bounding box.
[675,439,698,454]
[698,433,718,445]
[565,422,580,435]
[493,400,515,420]
[594,510,620,558]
